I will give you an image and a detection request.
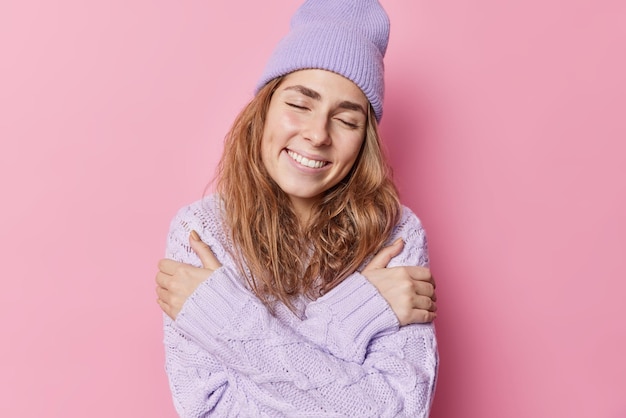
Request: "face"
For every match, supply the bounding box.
[260,69,369,220]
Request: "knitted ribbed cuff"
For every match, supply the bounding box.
[305,272,399,362]
[174,267,248,345]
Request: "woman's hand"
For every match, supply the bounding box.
[156,230,222,320]
[362,239,437,326]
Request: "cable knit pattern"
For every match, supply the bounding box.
[163,194,438,417]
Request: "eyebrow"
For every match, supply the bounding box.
[283,84,367,115]
[284,85,321,100]
[337,100,367,115]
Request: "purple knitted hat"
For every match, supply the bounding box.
[256,0,390,122]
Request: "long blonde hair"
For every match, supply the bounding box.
[216,76,401,311]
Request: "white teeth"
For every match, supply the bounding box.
[287,150,327,168]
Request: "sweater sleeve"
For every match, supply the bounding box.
[163,201,438,417]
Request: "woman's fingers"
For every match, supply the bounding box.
[414,294,437,312]
[155,239,220,320]
[397,294,437,325]
[363,265,438,326]
[158,258,179,275]
[407,309,437,324]
[190,230,222,270]
[405,266,437,302]
[155,270,170,289]
[404,266,433,283]
[362,238,404,272]
[157,298,175,320]
[413,280,436,301]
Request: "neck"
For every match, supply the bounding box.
[290,197,315,228]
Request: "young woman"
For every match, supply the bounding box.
[155,1,439,416]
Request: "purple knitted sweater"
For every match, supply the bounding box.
[163,194,438,417]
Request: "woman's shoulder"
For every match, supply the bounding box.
[387,204,429,267]
[396,204,425,234]
[170,194,226,236]
[173,193,224,224]
[167,193,233,263]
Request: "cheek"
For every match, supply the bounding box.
[280,111,301,132]
[342,137,365,165]
[263,111,300,147]
[334,142,364,179]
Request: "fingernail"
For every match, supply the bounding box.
[190,230,200,241]
[394,238,404,245]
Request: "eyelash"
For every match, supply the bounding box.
[339,119,359,129]
[286,102,308,110]
[286,102,359,129]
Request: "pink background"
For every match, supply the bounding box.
[1,0,624,417]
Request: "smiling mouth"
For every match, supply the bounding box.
[287,150,329,168]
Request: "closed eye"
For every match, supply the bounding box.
[337,119,359,129]
[286,102,308,110]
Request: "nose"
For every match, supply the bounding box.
[303,114,331,146]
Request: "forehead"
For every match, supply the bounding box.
[280,69,368,105]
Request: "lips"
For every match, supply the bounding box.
[287,149,329,168]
